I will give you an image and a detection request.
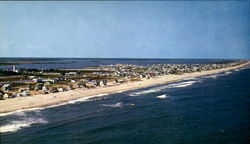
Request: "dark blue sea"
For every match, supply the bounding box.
[0,59,249,144]
[0,62,250,144]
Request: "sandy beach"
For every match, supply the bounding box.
[0,61,249,114]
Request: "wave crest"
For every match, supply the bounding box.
[101,102,123,108]
[156,94,169,99]
[0,117,47,133]
[129,80,197,96]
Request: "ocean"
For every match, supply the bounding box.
[0,59,249,144]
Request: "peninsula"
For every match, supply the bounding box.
[0,60,249,113]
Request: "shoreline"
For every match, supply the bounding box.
[0,61,249,114]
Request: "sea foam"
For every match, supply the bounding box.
[128,80,197,96]
[0,93,110,117]
[101,102,123,108]
[224,71,232,75]
[204,71,234,79]
[167,81,196,88]
[0,117,47,133]
[156,94,169,99]
[0,108,43,117]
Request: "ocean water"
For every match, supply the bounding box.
[0,66,249,144]
[0,58,232,69]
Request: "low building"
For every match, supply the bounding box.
[1,84,12,91]
[65,72,78,76]
[33,78,43,83]
[0,90,5,100]
[50,87,59,93]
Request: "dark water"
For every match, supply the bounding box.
[0,66,249,144]
[0,58,233,69]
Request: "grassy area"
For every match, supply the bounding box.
[0,70,21,76]
[130,78,142,81]
[0,76,26,81]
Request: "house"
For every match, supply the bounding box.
[58,87,66,92]
[21,91,31,96]
[43,79,56,84]
[33,78,43,83]
[85,82,95,89]
[76,81,87,88]
[99,80,107,86]
[42,86,48,91]
[66,85,73,91]
[10,93,17,98]
[50,87,59,93]
[56,77,66,81]
[19,88,28,92]
[3,93,9,99]
[65,72,78,76]
[115,79,125,83]
[1,84,12,91]
[0,90,5,100]
[34,83,44,91]
[45,81,53,85]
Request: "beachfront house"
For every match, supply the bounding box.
[33,78,43,83]
[65,72,78,76]
[1,84,12,91]
[0,90,5,100]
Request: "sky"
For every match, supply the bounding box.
[0,1,249,59]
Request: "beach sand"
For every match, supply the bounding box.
[0,61,249,114]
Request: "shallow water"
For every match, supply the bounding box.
[0,67,249,144]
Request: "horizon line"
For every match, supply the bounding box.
[0,56,246,60]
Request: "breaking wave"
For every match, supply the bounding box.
[156,94,169,99]
[0,110,47,133]
[67,94,109,104]
[128,80,197,96]
[167,81,196,88]
[67,97,91,104]
[129,89,160,96]
[101,102,123,108]
[204,74,219,79]
[0,93,110,117]
[203,73,226,79]
[224,71,232,75]
[0,108,43,117]
[204,71,234,79]
[0,117,47,133]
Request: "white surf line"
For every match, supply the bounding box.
[204,69,235,79]
[128,80,198,96]
[224,71,232,74]
[0,117,48,133]
[101,102,123,108]
[0,93,110,117]
[0,107,44,117]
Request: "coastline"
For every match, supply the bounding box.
[0,61,249,114]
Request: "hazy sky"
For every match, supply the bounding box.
[0,1,249,59]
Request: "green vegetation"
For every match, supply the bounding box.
[0,70,21,76]
[130,78,142,81]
